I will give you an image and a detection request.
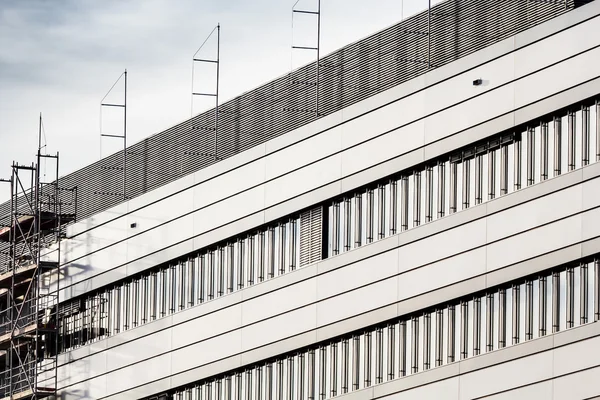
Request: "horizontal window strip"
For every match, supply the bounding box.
[145,255,600,400]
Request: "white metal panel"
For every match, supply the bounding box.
[486,212,585,273]
[379,376,460,400]
[486,182,585,243]
[458,350,554,400]
[241,277,318,326]
[515,46,600,109]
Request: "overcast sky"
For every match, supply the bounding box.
[0,0,440,201]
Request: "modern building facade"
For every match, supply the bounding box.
[2,0,600,398]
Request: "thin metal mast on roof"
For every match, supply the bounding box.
[395,0,433,70]
[100,69,128,200]
[291,0,321,116]
[191,23,221,161]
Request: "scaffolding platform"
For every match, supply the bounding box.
[0,211,75,242]
[0,261,58,289]
[0,387,55,400]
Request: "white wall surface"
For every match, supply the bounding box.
[56,162,600,399]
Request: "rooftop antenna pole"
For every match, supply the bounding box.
[428,0,431,69]
[100,69,128,200]
[292,0,322,117]
[191,24,221,161]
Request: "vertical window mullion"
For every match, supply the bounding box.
[364,332,372,387]
[218,247,225,296]
[228,244,235,293]
[581,263,589,325]
[596,101,600,162]
[552,272,561,333]
[287,356,295,400]
[276,360,284,400]
[460,302,468,359]
[526,128,535,186]
[554,117,562,176]
[330,344,337,398]
[343,198,352,251]
[366,189,374,243]
[199,254,206,303]
[512,285,520,345]
[449,162,458,213]
[377,185,386,239]
[170,265,177,314]
[268,228,276,279]
[411,317,419,373]
[475,154,483,204]
[400,177,409,231]
[398,321,407,376]
[341,339,349,394]
[541,122,549,181]
[298,353,305,400]
[500,145,508,195]
[307,350,315,400]
[462,159,470,209]
[331,202,340,256]
[473,297,481,356]
[178,263,186,311]
[486,293,494,352]
[188,258,196,307]
[423,314,431,370]
[437,162,446,218]
[595,259,600,322]
[488,149,496,200]
[387,323,395,380]
[514,136,522,191]
[567,267,575,329]
[582,105,590,166]
[425,167,433,222]
[352,335,360,390]
[278,224,286,275]
[237,240,245,290]
[257,232,265,282]
[447,305,455,363]
[525,280,534,340]
[498,288,506,348]
[354,193,363,247]
[208,251,215,300]
[375,328,383,384]
[319,347,327,400]
[247,235,255,286]
[435,309,443,367]
[142,275,149,324]
[413,172,421,227]
[290,218,298,271]
[539,276,547,337]
[568,111,576,171]
[389,179,398,235]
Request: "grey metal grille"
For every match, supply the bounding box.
[0,0,591,233]
[300,205,324,266]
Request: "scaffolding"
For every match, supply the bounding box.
[0,115,76,399]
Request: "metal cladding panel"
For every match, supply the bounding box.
[0,0,592,267]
